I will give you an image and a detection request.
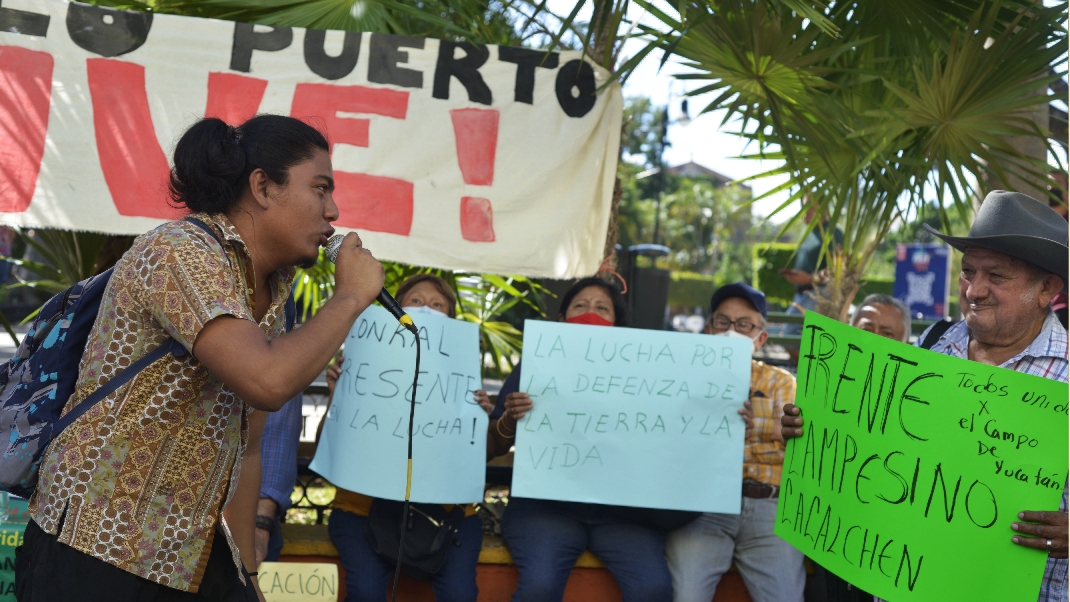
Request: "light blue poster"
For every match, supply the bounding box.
[311,305,488,503]
[511,321,753,513]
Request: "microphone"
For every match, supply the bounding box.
[324,235,417,334]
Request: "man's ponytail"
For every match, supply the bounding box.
[168,117,247,213]
[169,115,329,213]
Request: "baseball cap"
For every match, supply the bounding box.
[709,282,767,318]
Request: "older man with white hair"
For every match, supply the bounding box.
[783,190,1068,601]
[851,293,911,343]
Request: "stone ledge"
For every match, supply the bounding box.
[280,523,605,568]
[278,523,813,575]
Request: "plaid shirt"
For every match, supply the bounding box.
[743,360,795,487]
[919,311,1068,602]
[260,394,302,512]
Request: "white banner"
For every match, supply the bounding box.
[0,0,622,278]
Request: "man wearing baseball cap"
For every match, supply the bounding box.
[667,282,805,602]
[783,190,1068,601]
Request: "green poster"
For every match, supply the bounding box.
[0,523,24,601]
[775,313,1068,601]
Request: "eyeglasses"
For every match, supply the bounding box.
[709,316,760,335]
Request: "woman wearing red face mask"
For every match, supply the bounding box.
[486,278,673,602]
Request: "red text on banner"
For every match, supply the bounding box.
[0,47,53,213]
[451,108,499,242]
[87,58,178,219]
[205,72,268,125]
[291,83,413,235]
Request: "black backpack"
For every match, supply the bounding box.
[919,319,956,350]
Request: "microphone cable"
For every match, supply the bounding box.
[391,338,419,602]
[322,234,420,601]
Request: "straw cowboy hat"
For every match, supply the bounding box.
[924,190,1068,282]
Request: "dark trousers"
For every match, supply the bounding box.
[16,519,258,602]
[266,519,284,563]
[501,497,673,602]
[327,509,483,602]
[804,563,873,602]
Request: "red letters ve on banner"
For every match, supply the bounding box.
[87,58,178,219]
[291,83,414,236]
[0,46,52,213]
[205,72,267,126]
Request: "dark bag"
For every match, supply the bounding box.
[365,499,465,580]
[920,319,956,350]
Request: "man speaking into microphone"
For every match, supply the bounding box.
[18,115,383,602]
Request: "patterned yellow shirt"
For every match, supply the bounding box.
[742,360,795,487]
[29,213,293,592]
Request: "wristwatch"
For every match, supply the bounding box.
[255,515,276,532]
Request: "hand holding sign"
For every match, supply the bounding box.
[311,305,487,503]
[774,313,1068,602]
[511,320,753,513]
[1011,510,1069,558]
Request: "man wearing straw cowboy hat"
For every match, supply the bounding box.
[782,190,1068,601]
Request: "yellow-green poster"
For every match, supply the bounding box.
[0,523,24,601]
[775,313,1068,601]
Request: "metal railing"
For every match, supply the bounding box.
[288,385,334,525]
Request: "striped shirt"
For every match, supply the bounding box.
[919,311,1068,602]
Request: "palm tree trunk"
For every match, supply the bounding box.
[602,173,623,269]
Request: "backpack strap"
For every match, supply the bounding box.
[920,319,956,350]
[52,338,188,436]
[285,293,297,332]
[52,218,226,438]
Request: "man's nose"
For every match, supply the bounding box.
[964,278,988,302]
[324,195,340,222]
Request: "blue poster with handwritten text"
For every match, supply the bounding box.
[511,321,753,513]
[311,306,488,503]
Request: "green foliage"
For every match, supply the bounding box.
[622,96,666,169]
[93,0,521,45]
[455,274,549,378]
[750,243,798,308]
[4,229,109,298]
[753,242,900,310]
[619,97,770,282]
[637,0,1066,319]
[1,228,113,336]
[668,271,722,310]
[294,254,548,378]
[292,249,336,322]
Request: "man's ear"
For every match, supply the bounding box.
[248,168,272,211]
[1039,273,1065,309]
[754,329,769,351]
